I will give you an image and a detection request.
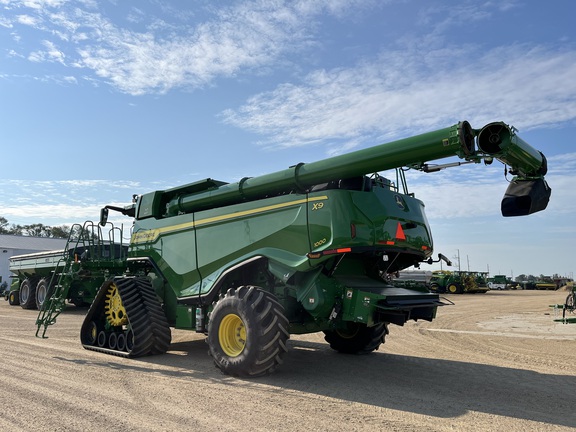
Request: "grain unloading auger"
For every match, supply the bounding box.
[39,120,550,377]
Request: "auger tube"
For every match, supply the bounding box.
[165,121,475,216]
[477,122,547,177]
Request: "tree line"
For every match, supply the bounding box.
[1,216,74,239]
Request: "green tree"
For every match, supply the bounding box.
[0,216,8,234]
[6,223,23,235]
[51,225,71,239]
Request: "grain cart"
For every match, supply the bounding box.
[37,121,551,377]
[9,222,127,316]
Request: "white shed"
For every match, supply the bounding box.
[0,235,68,288]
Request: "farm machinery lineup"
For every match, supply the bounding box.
[429,270,490,294]
[8,121,551,377]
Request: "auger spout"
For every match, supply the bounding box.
[477,122,547,177]
[475,122,551,217]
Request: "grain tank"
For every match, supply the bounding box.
[37,120,550,377]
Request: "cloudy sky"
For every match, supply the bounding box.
[1,0,575,278]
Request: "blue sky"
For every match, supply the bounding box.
[1,0,575,279]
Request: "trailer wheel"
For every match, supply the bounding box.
[207,286,289,377]
[35,278,50,310]
[8,290,20,306]
[447,283,463,294]
[19,279,38,309]
[324,322,388,354]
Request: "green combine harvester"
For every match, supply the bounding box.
[34,121,550,377]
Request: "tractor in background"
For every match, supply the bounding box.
[429,270,490,294]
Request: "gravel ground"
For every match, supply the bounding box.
[1,289,575,431]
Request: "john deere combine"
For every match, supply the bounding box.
[36,121,551,377]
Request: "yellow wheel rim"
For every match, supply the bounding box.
[219,313,246,357]
[448,284,457,293]
[336,323,360,339]
[105,283,128,326]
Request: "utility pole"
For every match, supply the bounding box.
[453,249,461,271]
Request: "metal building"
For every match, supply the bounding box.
[0,235,68,288]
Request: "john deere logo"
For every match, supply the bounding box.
[394,195,405,210]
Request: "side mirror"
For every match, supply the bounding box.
[438,253,452,266]
[99,207,109,226]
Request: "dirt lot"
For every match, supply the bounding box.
[1,289,575,431]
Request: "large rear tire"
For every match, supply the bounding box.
[207,286,289,377]
[35,278,51,310]
[324,322,388,354]
[19,279,38,309]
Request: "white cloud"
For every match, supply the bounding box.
[28,39,66,63]
[0,203,102,220]
[0,179,174,226]
[222,45,576,150]
[4,0,375,94]
[16,13,39,26]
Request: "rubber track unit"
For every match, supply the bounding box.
[81,277,171,358]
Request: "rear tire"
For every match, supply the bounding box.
[35,278,50,310]
[324,322,388,354]
[447,283,463,294]
[19,279,38,309]
[207,286,289,377]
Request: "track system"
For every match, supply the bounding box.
[80,277,171,358]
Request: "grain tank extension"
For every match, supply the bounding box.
[39,120,550,377]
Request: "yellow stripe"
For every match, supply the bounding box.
[131,195,328,244]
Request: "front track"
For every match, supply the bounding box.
[80,277,171,358]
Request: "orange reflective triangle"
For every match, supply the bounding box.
[395,222,406,240]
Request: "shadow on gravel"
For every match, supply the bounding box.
[271,339,576,428]
[54,336,576,428]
